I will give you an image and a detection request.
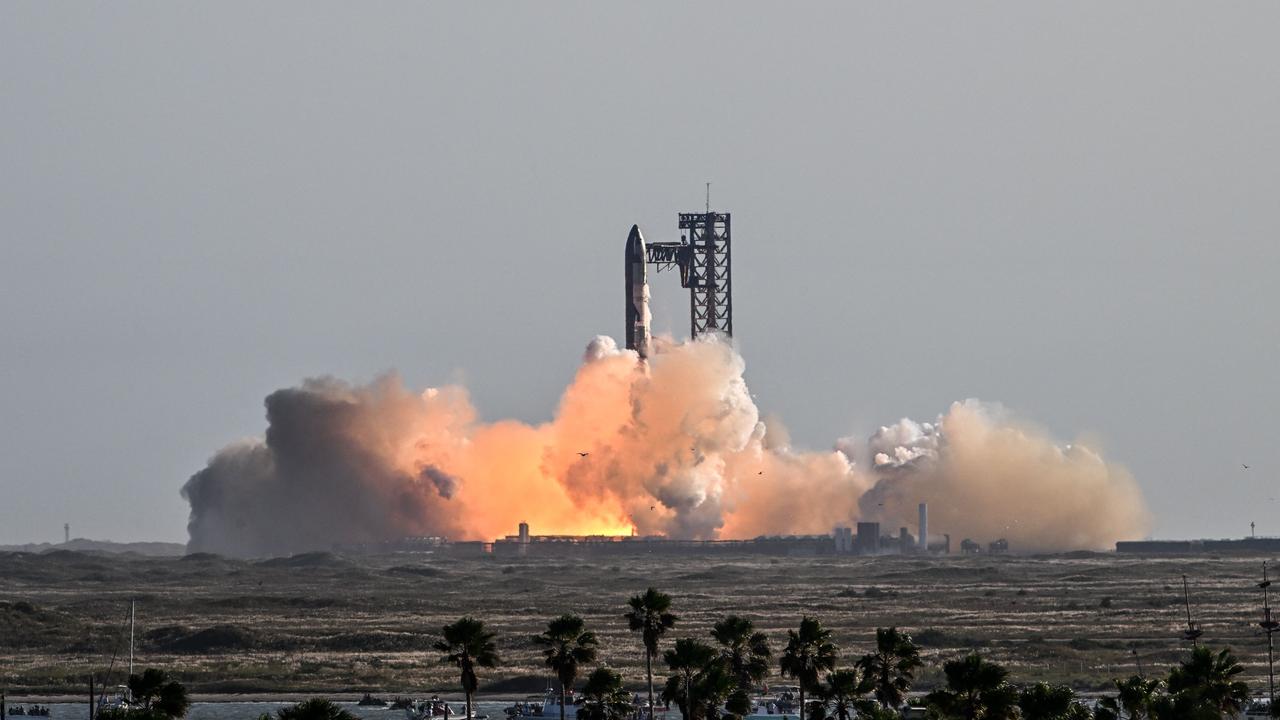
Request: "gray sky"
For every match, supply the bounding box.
[1,2,1276,545]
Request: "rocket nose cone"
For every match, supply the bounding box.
[626,224,645,256]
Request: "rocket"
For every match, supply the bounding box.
[625,224,651,359]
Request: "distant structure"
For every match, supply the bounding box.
[64,523,70,545]
[352,521,960,559]
[518,521,530,557]
[492,523,832,558]
[934,534,952,555]
[1118,537,1280,554]
[856,522,881,555]
[626,209,733,351]
[918,503,928,550]
[833,526,853,553]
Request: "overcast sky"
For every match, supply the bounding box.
[1,2,1277,545]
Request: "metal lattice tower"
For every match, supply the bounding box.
[646,211,732,340]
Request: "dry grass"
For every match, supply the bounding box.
[2,549,1276,695]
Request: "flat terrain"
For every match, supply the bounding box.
[2,550,1276,696]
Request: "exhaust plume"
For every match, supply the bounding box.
[183,337,1149,556]
[846,401,1151,552]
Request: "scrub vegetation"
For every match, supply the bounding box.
[0,550,1274,696]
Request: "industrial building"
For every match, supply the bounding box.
[491,527,836,557]
[344,514,963,558]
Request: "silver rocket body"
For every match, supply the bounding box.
[625,224,651,359]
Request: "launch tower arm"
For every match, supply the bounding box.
[646,242,691,286]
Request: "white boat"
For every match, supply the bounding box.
[95,602,138,718]
[505,690,579,720]
[405,696,488,720]
[1239,697,1273,719]
[741,686,799,720]
[505,689,661,720]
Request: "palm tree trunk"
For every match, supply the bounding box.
[646,650,655,720]
[684,670,692,720]
[798,687,804,720]
[561,682,567,720]
[466,691,472,720]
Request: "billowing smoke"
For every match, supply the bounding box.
[183,336,1149,556]
[846,401,1151,552]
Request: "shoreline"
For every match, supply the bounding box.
[0,694,518,704]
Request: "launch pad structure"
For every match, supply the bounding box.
[626,211,732,355]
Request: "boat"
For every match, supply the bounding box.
[405,696,488,720]
[737,686,798,720]
[359,694,389,707]
[741,697,798,720]
[10,706,51,717]
[505,688,663,720]
[1240,697,1273,719]
[505,690,577,720]
[96,602,139,717]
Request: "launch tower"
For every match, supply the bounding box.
[645,211,733,340]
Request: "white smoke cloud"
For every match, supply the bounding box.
[846,400,1150,552]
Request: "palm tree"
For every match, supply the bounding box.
[664,638,718,720]
[1096,676,1164,720]
[855,627,922,710]
[578,667,634,720]
[692,659,739,720]
[1166,646,1250,718]
[712,615,772,691]
[808,669,869,720]
[276,699,358,720]
[924,653,1018,720]
[533,614,600,720]
[626,587,679,720]
[124,669,190,720]
[779,617,839,720]
[1017,683,1086,720]
[434,616,500,720]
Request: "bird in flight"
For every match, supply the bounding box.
[1243,464,1250,469]
[577,452,589,458]
[757,471,764,475]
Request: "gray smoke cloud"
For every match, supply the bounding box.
[182,375,462,557]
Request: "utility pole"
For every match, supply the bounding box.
[127,599,135,681]
[1260,562,1278,706]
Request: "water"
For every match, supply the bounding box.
[11,702,516,720]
